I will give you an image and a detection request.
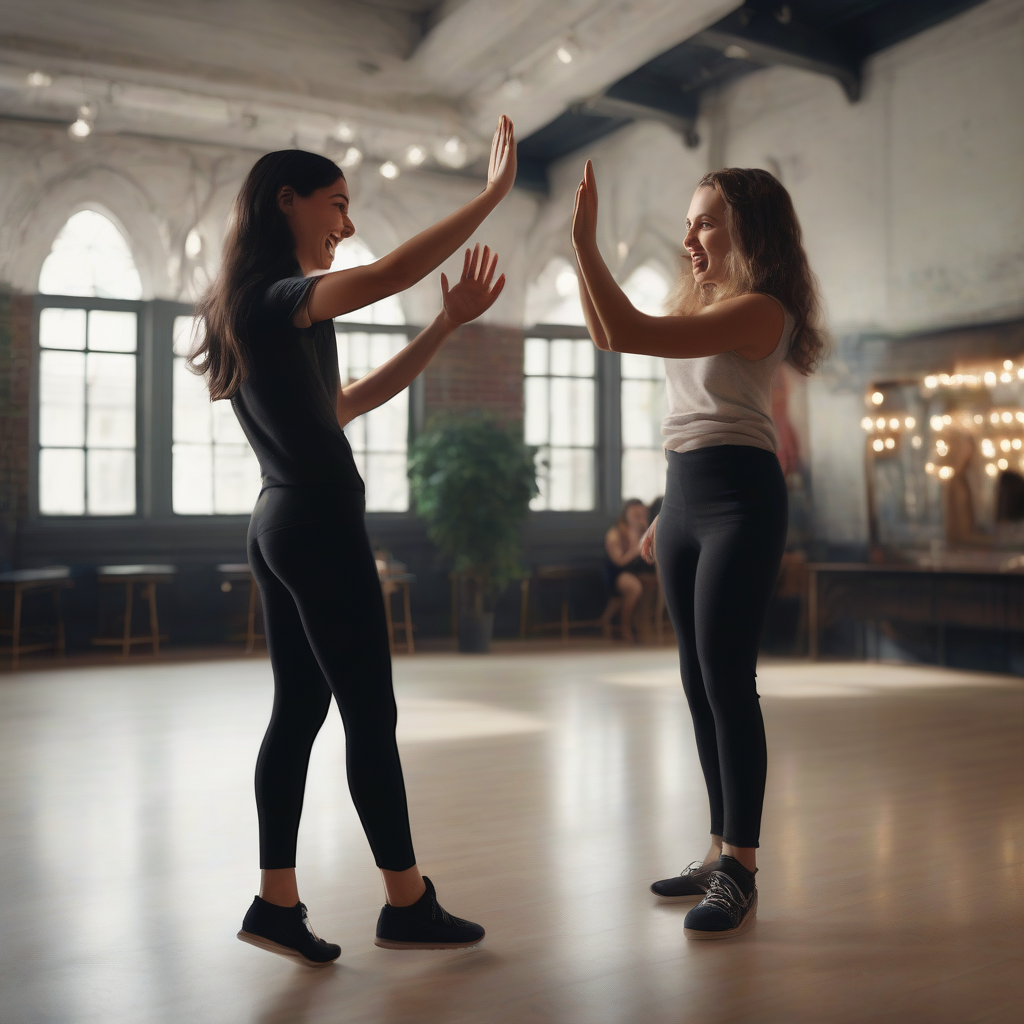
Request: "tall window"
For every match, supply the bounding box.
[37,210,141,516]
[38,307,137,515]
[620,263,671,503]
[172,316,261,514]
[332,237,410,512]
[524,258,596,511]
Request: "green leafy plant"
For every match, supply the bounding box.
[408,415,538,612]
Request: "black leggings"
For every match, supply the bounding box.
[248,485,416,871]
[656,446,787,848]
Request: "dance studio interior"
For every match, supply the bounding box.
[0,0,1021,1021]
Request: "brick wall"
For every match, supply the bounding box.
[422,323,523,424]
[0,292,31,569]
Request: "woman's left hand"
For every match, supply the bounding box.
[441,244,506,326]
[571,160,599,251]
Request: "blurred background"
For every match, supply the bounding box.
[0,0,1020,667]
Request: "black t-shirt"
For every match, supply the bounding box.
[231,272,364,493]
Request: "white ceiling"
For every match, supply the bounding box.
[0,0,733,168]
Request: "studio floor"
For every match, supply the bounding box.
[0,648,1021,1024]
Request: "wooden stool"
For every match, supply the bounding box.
[379,566,415,654]
[217,563,264,654]
[0,566,73,669]
[520,564,611,641]
[94,565,176,659]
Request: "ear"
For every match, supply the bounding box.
[277,185,295,217]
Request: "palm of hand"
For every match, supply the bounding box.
[442,244,506,325]
[487,115,517,196]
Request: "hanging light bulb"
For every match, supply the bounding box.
[379,161,400,180]
[405,144,427,166]
[339,146,363,169]
[68,104,94,139]
[26,70,52,88]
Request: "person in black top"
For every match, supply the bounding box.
[603,499,656,642]
[190,116,517,964]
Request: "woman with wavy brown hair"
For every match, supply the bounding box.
[572,162,826,939]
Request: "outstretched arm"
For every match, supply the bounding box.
[576,255,610,351]
[571,161,783,360]
[336,245,505,427]
[299,117,516,327]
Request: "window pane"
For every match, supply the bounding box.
[524,338,547,376]
[38,210,143,300]
[549,378,594,447]
[621,352,665,380]
[87,449,135,514]
[39,448,84,515]
[547,447,594,511]
[212,399,248,445]
[549,339,574,376]
[86,353,135,448]
[622,448,666,505]
[213,445,261,514]
[344,414,366,452]
[365,453,408,511]
[524,377,548,446]
[173,359,213,443]
[621,380,666,448]
[365,396,407,453]
[172,315,203,357]
[572,340,594,377]
[172,443,213,514]
[39,351,85,447]
[39,307,86,350]
[88,310,137,352]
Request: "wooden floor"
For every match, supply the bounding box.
[1,649,1021,1024]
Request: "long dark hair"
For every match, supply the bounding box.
[190,150,344,400]
[669,167,828,375]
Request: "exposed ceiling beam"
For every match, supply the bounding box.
[571,94,699,148]
[693,6,862,102]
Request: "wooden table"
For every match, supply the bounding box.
[0,566,73,668]
[217,563,264,654]
[807,559,1024,661]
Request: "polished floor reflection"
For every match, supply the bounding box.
[1,650,1021,1024]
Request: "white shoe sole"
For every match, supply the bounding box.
[237,930,339,966]
[683,892,757,940]
[374,936,484,950]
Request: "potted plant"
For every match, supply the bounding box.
[408,414,538,652]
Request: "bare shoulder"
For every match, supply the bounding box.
[705,293,785,360]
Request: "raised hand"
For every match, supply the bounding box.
[441,244,506,326]
[486,115,517,199]
[571,159,599,251]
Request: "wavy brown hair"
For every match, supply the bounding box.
[189,150,344,400]
[668,167,828,375]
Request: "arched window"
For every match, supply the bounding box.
[38,210,143,300]
[37,211,143,515]
[620,261,672,504]
[524,258,595,511]
[331,237,409,511]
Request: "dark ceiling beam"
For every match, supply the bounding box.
[693,6,862,102]
[571,94,700,148]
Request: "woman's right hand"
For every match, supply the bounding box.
[485,115,517,199]
[640,515,658,564]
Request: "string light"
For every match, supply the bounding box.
[379,161,400,180]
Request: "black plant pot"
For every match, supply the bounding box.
[457,612,494,653]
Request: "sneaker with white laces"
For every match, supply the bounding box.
[237,896,341,966]
[683,869,757,940]
[650,860,720,902]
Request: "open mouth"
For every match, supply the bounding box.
[691,253,708,273]
[325,235,340,260]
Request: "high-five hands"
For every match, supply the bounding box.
[441,244,505,326]
[571,159,599,251]
[486,115,517,199]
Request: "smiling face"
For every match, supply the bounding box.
[682,185,733,288]
[624,502,648,532]
[277,176,354,273]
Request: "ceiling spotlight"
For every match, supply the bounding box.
[556,46,574,64]
[339,146,363,169]
[438,136,468,169]
[871,391,883,405]
[724,44,751,60]
[241,112,258,129]
[336,122,355,143]
[406,145,427,166]
[184,229,203,258]
[26,70,52,88]
[68,105,94,139]
[379,161,400,180]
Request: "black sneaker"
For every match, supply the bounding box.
[683,870,757,940]
[375,876,485,950]
[650,860,720,902]
[237,896,341,966]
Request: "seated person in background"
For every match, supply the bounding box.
[604,499,658,642]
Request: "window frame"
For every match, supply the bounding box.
[30,296,423,528]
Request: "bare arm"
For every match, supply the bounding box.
[336,245,505,426]
[571,161,783,360]
[576,254,610,351]
[298,117,516,327]
[605,526,641,567]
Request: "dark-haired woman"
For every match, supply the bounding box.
[572,161,825,939]
[603,499,656,642]
[191,117,517,965]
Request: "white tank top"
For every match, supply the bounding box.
[661,303,794,454]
